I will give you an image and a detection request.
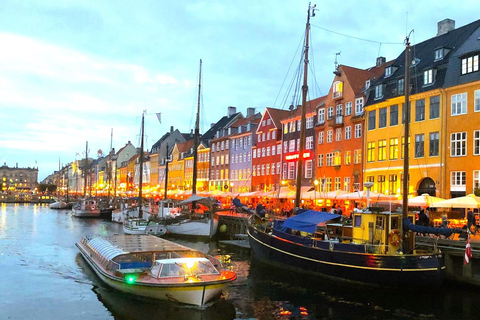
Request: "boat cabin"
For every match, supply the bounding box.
[149,257,220,280]
[350,210,415,254]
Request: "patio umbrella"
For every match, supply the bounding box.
[407,193,445,207]
[430,194,480,209]
[335,190,394,201]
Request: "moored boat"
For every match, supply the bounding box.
[71,198,101,218]
[123,217,167,236]
[76,234,236,306]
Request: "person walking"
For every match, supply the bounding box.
[467,210,476,234]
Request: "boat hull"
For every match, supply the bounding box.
[247,225,444,289]
[71,208,101,218]
[165,217,218,238]
[76,237,234,306]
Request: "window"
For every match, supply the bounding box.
[297,120,301,131]
[343,177,351,192]
[374,85,383,99]
[355,98,364,115]
[327,130,333,143]
[378,175,385,193]
[289,121,296,132]
[345,151,351,165]
[272,130,276,139]
[267,119,271,125]
[385,66,392,77]
[333,152,341,165]
[378,139,386,161]
[305,160,313,178]
[221,141,224,150]
[397,79,404,95]
[450,132,467,157]
[226,140,229,149]
[475,90,480,112]
[336,104,343,116]
[277,163,280,175]
[326,153,334,166]
[354,124,362,138]
[451,171,466,189]
[318,154,324,167]
[334,177,341,191]
[368,110,376,130]
[283,124,288,134]
[354,149,361,164]
[335,128,342,141]
[451,93,467,116]
[474,130,480,155]
[297,138,300,151]
[325,178,332,192]
[327,106,334,120]
[345,102,352,116]
[430,96,440,119]
[318,109,325,124]
[435,48,444,61]
[345,126,351,140]
[306,116,314,129]
[333,81,343,99]
[318,131,324,144]
[389,138,398,160]
[390,104,398,126]
[282,163,287,179]
[415,134,424,158]
[389,174,398,195]
[289,140,295,152]
[306,136,313,149]
[266,132,270,141]
[277,144,281,155]
[423,69,434,86]
[367,141,376,162]
[266,147,270,156]
[474,171,480,193]
[379,107,387,128]
[461,54,479,74]
[401,136,410,159]
[415,99,425,122]
[429,132,439,157]
[266,164,270,176]
[272,145,276,155]
[283,141,287,153]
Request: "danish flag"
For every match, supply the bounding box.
[464,234,472,265]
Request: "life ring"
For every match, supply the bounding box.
[389,230,401,246]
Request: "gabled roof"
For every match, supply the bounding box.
[279,95,327,122]
[263,107,292,130]
[366,18,480,105]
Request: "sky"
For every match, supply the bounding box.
[1,0,479,182]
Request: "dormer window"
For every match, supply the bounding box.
[411,58,421,67]
[434,48,444,61]
[423,69,435,86]
[374,85,384,100]
[333,81,343,99]
[461,54,479,75]
[365,80,370,90]
[385,66,392,77]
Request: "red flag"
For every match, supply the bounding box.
[156,113,162,124]
[464,234,472,265]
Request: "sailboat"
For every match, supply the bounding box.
[159,59,220,239]
[72,141,102,218]
[123,112,167,236]
[247,4,445,289]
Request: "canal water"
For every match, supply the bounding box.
[1,203,479,320]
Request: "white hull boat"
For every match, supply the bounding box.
[76,234,236,306]
[123,218,167,236]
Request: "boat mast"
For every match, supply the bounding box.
[295,3,315,208]
[402,34,412,253]
[192,59,202,196]
[84,141,88,198]
[138,111,145,219]
[164,143,169,200]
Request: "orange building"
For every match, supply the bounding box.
[316,62,386,194]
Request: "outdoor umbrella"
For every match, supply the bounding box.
[408,193,445,207]
[430,194,480,209]
[335,190,394,201]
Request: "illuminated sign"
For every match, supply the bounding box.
[284,151,312,161]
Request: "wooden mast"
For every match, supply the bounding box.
[163,143,169,200]
[138,111,145,219]
[402,35,412,253]
[84,141,88,198]
[295,3,315,208]
[192,59,202,196]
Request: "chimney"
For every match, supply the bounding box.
[376,56,386,67]
[170,126,174,133]
[437,19,455,36]
[210,123,215,128]
[247,107,255,117]
[190,129,193,136]
[227,106,236,117]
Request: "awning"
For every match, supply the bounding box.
[281,210,341,233]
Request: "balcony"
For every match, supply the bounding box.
[329,115,344,128]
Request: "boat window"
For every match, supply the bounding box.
[160,263,187,277]
[354,215,361,227]
[391,216,399,229]
[375,216,384,230]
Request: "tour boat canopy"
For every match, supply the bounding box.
[281,210,341,234]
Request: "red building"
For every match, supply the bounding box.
[252,107,291,193]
